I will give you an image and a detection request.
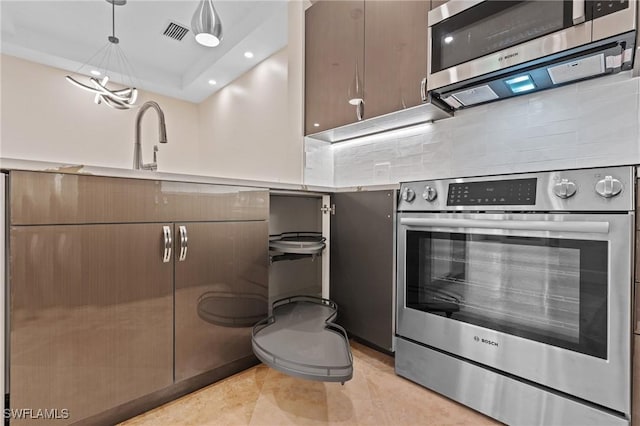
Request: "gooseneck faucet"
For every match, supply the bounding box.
[134,101,168,171]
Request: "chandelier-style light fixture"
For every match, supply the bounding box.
[192,0,223,47]
[66,0,137,110]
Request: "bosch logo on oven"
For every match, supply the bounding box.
[474,336,498,347]
[498,52,518,62]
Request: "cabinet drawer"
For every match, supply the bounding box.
[9,171,268,225]
[10,171,163,225]
[157,181,268,222]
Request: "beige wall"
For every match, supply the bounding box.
[0,4,306,184]
[0,54,200,175]
[197,47,302,183]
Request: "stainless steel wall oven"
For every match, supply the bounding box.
[395,166,635,426]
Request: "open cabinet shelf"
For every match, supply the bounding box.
[269,231,326,263]
[252,296,353,383]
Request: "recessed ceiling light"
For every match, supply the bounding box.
[90,70,101,76]
[313,123,320,127]
[208,79,217,85]
[244,51,254,59]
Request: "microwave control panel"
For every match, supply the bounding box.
[592,0,629,19]
[447,178,537,206]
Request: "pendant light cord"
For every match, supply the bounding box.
[112,0,115,38]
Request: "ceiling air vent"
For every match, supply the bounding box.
[163,22,189,41]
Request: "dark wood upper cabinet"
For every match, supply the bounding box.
[305,0,364,134]
[363,1,429,118]
[305,0,431,135]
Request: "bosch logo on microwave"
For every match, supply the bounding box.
[498,52,519,62]
[474,336,499,347]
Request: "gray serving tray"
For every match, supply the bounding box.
[251,296,353,383]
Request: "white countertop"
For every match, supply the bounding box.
[0,158,399,194]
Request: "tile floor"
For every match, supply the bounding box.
[121,342,498,425]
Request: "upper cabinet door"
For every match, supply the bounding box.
[363,1,429,118]
[305,0,365,134]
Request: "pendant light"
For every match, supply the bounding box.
[65,0,137,110]
[192,0,223,47]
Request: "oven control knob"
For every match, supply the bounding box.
[553,179,577,199]
[423,186,437,202]
[402,188,416,203]
[595,175,623,198]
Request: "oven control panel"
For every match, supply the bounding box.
[447,178,536,206]
[397,166,634,212]
[593,0,629,19]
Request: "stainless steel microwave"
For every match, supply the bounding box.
[427,0,638,109]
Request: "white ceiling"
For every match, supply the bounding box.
[0,0,288,103]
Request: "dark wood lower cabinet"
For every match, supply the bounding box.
[330,190,395,351]
[634,335,639,426]
[6,171,270,425]
[174,221,268,382]
[9,224,174,425]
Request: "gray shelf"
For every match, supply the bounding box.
[269,232,326,256]
[252,296,353,383]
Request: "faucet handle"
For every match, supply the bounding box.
[140,145,159,171]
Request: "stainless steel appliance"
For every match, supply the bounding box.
[427,0,638,109]
[395,166,635,425]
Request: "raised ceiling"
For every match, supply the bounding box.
[0,0,288,103]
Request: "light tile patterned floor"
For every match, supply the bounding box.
[120,342,499,425]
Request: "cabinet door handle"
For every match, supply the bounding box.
[356,101,363,121]
[421,77,427,102]
[178,225,188,262]
[162,226,172,263]
[572,0,585,24]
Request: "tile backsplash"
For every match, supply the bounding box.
[304,72,640,187]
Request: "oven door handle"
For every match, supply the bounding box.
[400,218,610,234]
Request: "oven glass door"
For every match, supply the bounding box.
[431,1,575,74]
[405,230,607,359]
